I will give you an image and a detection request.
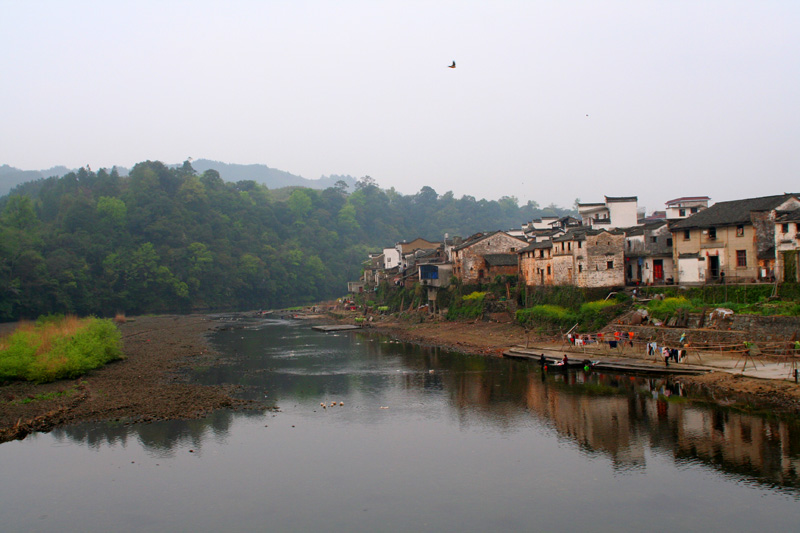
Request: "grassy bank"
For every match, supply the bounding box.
[0,316,122,383]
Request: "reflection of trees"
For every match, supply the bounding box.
[51,410,237,455]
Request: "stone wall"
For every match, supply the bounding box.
[610,310,800,344]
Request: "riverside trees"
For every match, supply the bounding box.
[0,160,572,320]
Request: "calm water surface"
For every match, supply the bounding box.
[1,317,798,532]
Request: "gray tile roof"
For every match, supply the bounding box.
[484,253,519,267]
[670,194,799,230]
[777,208,800,222]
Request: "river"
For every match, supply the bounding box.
[1,317,798,532]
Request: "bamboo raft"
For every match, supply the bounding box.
[503,347,710,376]
[312,324,363,332]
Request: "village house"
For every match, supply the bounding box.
[519,228,625,288]
[775,208,800,283]
[669,193,800,284]
[361,252,385,289]
[451,231,527,284]
[577,196,640,229]
[665,196,710,220]
[395,237,441,271]
[522,217,559,232]
[623,221,674,285]
[518,241,556,286]
[382,246,400,270]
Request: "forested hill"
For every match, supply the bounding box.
[0,160,573,320]
[189,159,357,190]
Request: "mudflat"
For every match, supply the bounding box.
[0,315,255,443]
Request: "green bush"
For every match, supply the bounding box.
[516,305,577,330]
[647,297,694,321]
[447,291,486,320]
[578,300,626,331]
[0,318,122,383]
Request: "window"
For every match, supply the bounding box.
[650,237,657,243]
[667,238,673,247]
[708,227,716,240]
[782,223,790,233]
[578,264,583,272]
[736,250,747,267]
[578,241,582,249]
[607,261,614,269]
[683,230,691,240]
[691,207,699,214]
[736,225,744,237]
[679,208,686,217]
[546,266,551,275]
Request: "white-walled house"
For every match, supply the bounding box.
[577,196,640,229]
[665,196,710,220]
[382,247,401,269]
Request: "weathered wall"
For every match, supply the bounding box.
[575,233,625,287]
[611,312,800,344]
[455,233,526,283]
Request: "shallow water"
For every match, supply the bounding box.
[1,318,798,532]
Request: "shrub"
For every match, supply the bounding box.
[447,291,486,320]
[647,297,694,321]
[0,317,122,383]
[516,305,577,330]
[578,300,626,331]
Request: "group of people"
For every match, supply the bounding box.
[567,331,636,349]
[646,342,686,366]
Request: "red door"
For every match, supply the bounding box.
[653,260,664,281]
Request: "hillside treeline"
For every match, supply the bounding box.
[0,160,572,320]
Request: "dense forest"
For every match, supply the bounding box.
[0,160,573,320]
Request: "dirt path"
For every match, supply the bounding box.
[0,314,258,443]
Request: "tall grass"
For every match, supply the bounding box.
[447,291,487,320]
[0,316,122,383]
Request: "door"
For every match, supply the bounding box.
[708,256,720,279]
[653,259,663,281]
[783,251,798,282]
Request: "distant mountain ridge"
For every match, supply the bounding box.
[0,160,357,196]
[0,164,77,196]
[189,159,357,190]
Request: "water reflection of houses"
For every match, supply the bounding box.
[522,376,646,467]
[443,364,800,488]
[674,407,800,486]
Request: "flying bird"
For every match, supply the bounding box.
[448,61,456,68]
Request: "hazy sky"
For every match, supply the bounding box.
[2,1,798,213]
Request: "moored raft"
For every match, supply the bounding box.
[312,324,363,332]
[503,347,709,376]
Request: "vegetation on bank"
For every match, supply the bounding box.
[0,316,122,383]
[0,160,574,320]
[359,276,800,334]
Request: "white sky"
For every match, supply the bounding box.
[2,1,798,213]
